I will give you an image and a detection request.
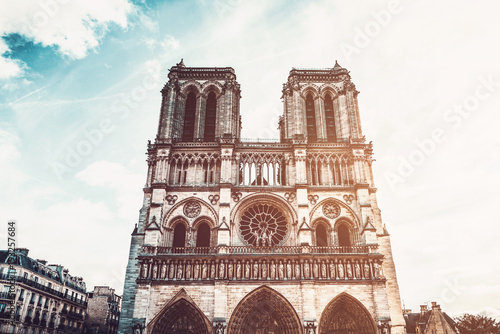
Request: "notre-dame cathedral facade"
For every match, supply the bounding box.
[117,60,406,334]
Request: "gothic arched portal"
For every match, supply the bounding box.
[227,286,302,334]
[150,299,210,334]
[318,293,377,334]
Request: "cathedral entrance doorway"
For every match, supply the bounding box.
[227,286,302,334]
[318,293,377,334]
[150,299,209,334]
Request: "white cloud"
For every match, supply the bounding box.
[0,39,24,79]
[0,0,134,79]
[75,160,144,219]
[142,34,180,53]
[0,127,29,191]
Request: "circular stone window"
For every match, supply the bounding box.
[239,203,288,246]
[183,201,201,218]
[323,201,340,219]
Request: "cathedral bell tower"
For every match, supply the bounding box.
[118,60,406,334]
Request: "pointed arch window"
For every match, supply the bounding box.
[338,224,351,247]
[204,92,217,141]
[306,93,317,142]
[172,223,186,248]
[316,223,329,247]
[324,93,337,142]
[182,92,196,142]
[196,222,211,247]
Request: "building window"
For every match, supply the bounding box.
[195,222,211,247]
[324,93,336,142]
[315,223,329,247]
[172,223,186,248]
[306,93,317,142]
[337,224,351,247]
[204,92,217,141]
[182,92,196,142]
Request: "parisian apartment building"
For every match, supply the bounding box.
[117,60,406,334]
[0,248,87,334]
[85,286,121,334]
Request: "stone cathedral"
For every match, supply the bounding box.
[118,60,406,334]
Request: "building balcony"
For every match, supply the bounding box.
[137,245,384,284]
[0,291,11,300]
[142,245,378,256]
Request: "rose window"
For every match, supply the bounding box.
[239,204,288,246]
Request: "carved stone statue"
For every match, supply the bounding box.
[161,264,167,279]
[355,263,361,279]
[374,263,380,279]
[194,262,199,279]
[236,261,241,279]
[346,263,352,279]
[338,263,344,279]
[169,262,175,279]
[219,261,225,279]
[152,264,158,279]
[313,261,319,278]
[286,262,292,279]
[210,262,216,279]
[329,262,336,279]
[261,262,267,279]
[202,261,208,279]
[185,262,191,279]
[177,262,183,280]
[270,261,276,280]
[245,261,250,279]
[253,262,259,279]
[364,263,370,279]
[228,262,233,279]
[278,261,284,280]
[321,262,327,279]
[304,262,310,278]
[295,263,301,279]
[186,229,193,247]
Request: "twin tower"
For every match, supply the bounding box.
[118,60,406,334]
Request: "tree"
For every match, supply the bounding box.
[455,313,500,334]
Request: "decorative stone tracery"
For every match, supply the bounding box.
[150,299,209,334]
[319,293,378,334]
[227,286,303,334]
[239,203,288,246]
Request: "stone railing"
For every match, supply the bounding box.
[136,255,384,283]
[141,245,377,255]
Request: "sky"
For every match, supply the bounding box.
[1,0,499,319]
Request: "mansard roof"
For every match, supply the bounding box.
[0,249,86,293]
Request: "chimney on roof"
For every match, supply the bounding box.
[420,305,427,316]
[431,302,441,311]
[37,259,47,265]
[15,248,29,256]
